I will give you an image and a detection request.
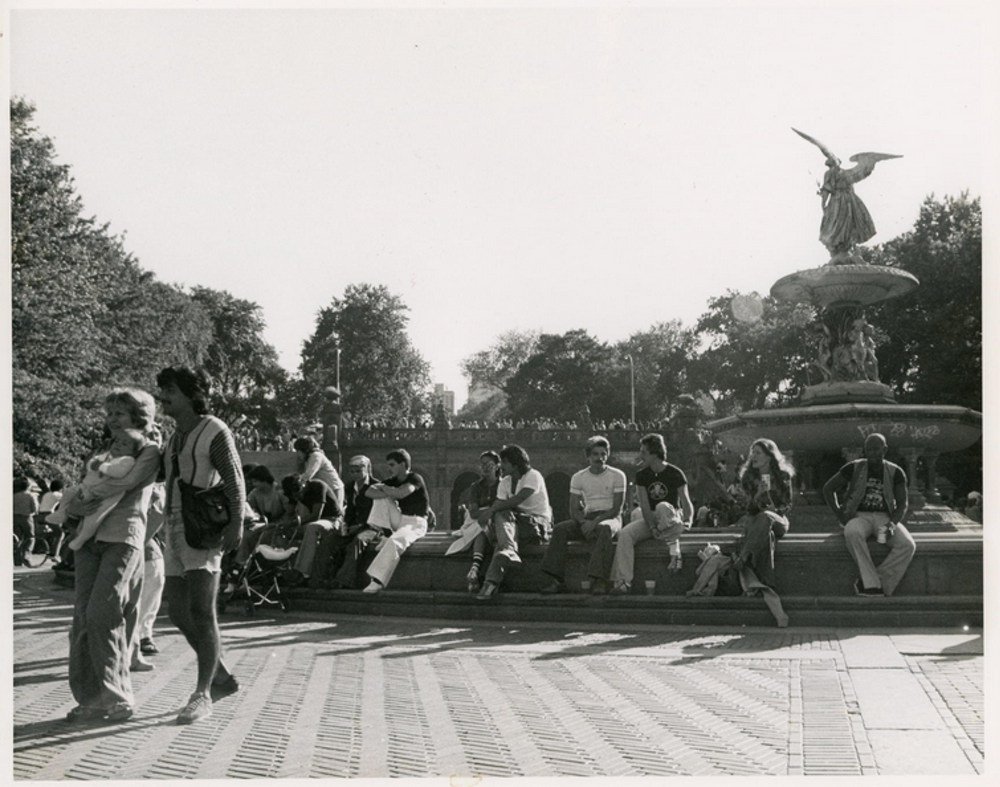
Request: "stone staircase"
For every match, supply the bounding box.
[285,520,983,628]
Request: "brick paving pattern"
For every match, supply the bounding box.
[10,568,983,779]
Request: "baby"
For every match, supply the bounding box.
[49,429,146,550]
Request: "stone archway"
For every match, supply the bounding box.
[450,471,480,531]
[545,472,571,523]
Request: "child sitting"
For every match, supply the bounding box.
[49,429,146,550]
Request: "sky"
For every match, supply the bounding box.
[7,1,997,409]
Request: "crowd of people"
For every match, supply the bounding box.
[11,361,955,727]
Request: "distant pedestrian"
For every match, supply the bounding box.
[13,477,39,563]
[133,482,166,669]
[39,479,64,519]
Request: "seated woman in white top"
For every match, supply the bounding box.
[293,436,344,509]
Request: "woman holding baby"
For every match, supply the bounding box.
[65,388,162,724]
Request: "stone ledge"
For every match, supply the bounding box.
[285,590,982,629]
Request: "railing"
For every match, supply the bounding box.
[341,427,652,446]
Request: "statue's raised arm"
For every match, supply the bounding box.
[793,128,902,264]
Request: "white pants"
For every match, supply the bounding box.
[138,539,165,641]
[367,514,427,587]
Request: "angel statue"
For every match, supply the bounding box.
[793,128,902,263]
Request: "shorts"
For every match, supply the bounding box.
[163,510,224,576]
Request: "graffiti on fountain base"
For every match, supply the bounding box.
[857,422,942,441]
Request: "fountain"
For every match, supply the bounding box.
[706,130,982,529]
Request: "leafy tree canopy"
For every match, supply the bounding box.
[299,283,431,421]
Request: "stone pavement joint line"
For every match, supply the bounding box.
[10,567,983,779]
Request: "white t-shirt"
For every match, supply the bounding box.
[570,466,627,515]
[497,468,552,520]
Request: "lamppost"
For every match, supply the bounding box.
[626,353,636,425]
[334,334,341,392]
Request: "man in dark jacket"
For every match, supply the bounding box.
[323,455,382,589]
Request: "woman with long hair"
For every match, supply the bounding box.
[293,436,344,509]
[732,438,794,626]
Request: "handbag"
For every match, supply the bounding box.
[172,438,230,549]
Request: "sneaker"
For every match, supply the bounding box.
[539,579,566,595]
[668,555,683,572]
[177,693,212,725]
[610,581,630,595]
[103,703,134,723]
[210,674,240,702]
[131,656,155,672]
[362,581,382,594]
[853,578,884,596]
[65,705,105,723]
[139,637,159,655]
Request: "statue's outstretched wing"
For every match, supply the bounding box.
[792,127,838,163]
[844,152,903,183]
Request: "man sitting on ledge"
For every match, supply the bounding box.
[539,435,626,595]
[363,449,430,593]
[822,432,915,596]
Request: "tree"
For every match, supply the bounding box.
[868,194,981,409]
[299,284,431,421]
[457,330,539,420]
[189,287,287,442]
[10,97,213,478]
[616,321,699,423]
[689,293,817,415]
[504,329,620,422]
[867,194,982,499]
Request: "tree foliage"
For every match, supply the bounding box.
[189,286,288,439]
[299,284,432,420]
[619,321,699,422]
[688,294,817,415]
[457,330,539,420]
[9,98,282,477]
[868,194,981,409]
[504,330,620,422]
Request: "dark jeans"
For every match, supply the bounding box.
[69,539,143,709]
[483,512,550,585]
[539,518,620,583]
[321,528,387,588]
[735,511,788,589]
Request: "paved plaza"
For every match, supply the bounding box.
[10,565,984,780]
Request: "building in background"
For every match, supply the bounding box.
[433,383,456,417]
